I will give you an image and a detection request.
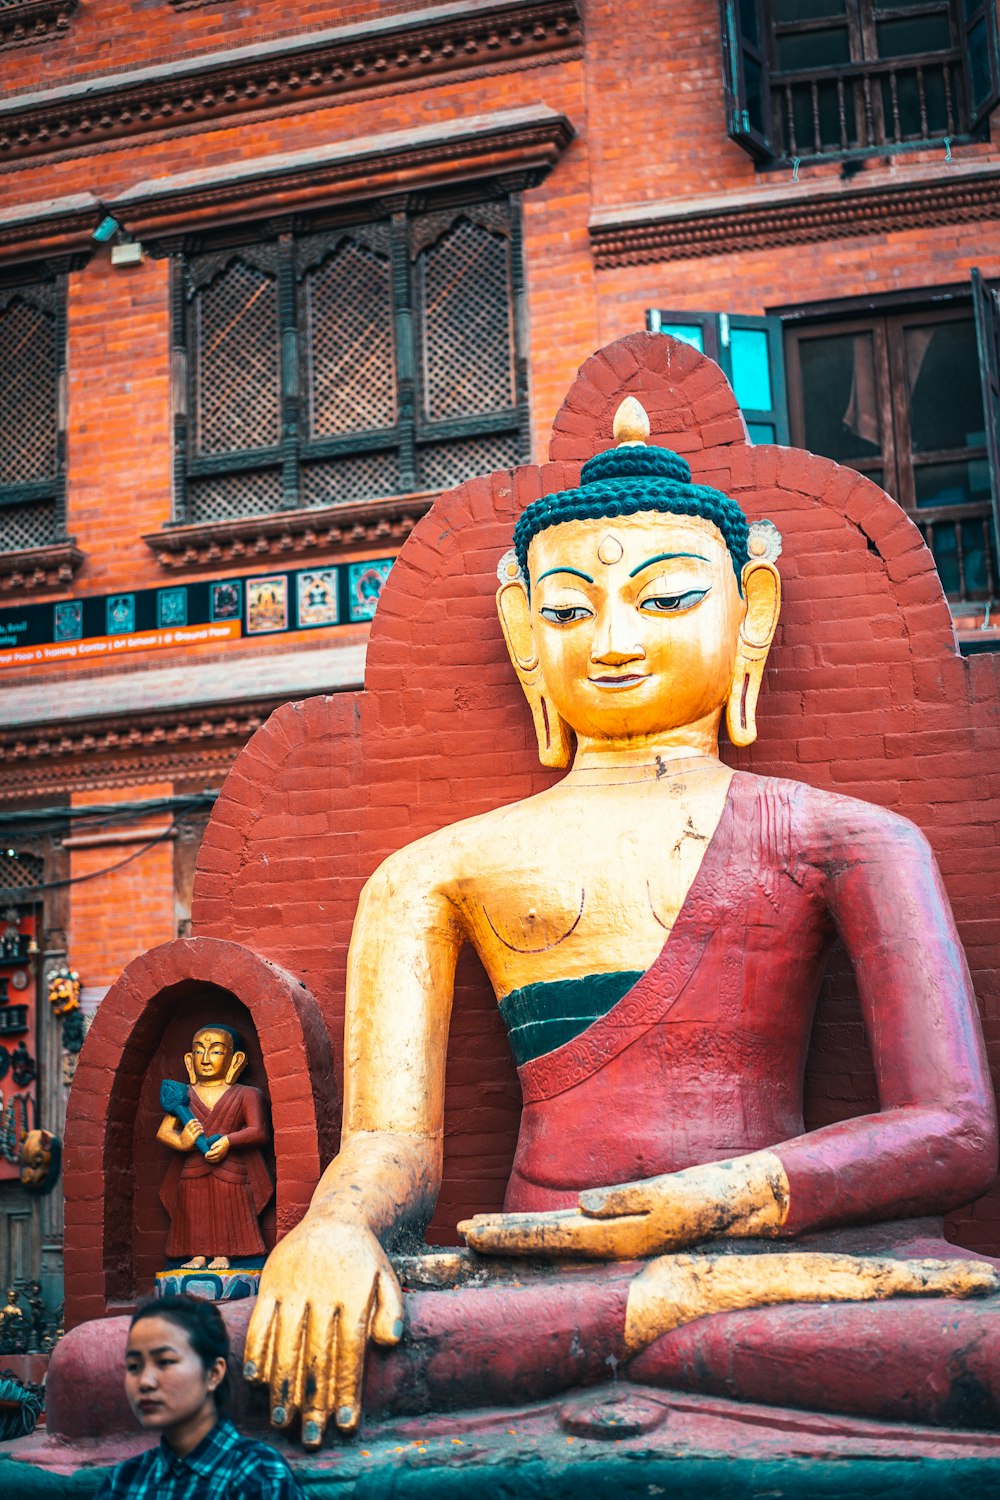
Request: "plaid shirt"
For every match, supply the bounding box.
[94,1418,304,1500]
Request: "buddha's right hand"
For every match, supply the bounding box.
[243,1216,404,1448]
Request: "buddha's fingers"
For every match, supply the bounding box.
[370,1266,405,1347]
[887,1256,999,1299]
[624,1251,1000,1354]
[459,1208,650,1259]
[243,1296,278,1388]
[580,1181,659,1218]
[263,1300,306,1429]
[333,1294,376,1434]
[299,1311,338,1451]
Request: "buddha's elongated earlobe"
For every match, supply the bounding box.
[726,559,781,748]
[184,1052,197,1086]
[225,1049,248,1085]
[497,576,574,769]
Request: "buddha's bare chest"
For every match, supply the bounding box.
[452,778,731,993]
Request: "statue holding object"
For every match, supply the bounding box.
[240,397,1000,1448]
[157,1024,272,1271]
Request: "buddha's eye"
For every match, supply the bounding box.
[539,605,593,624]
[639,589,709,614]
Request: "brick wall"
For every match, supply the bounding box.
[68,782,178,989]
[66,256,172,594]
[594,232,1000,348]
[1,0,448,94]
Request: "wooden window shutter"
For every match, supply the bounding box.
[0,280,62,553]
[300,227,396,439]
[960,0,1000,126]
[296,223,402,508]
[719,0,775,161]
[972,267,1000,579]
[646,308,790,444]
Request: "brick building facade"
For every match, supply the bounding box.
[1,0,998,1321]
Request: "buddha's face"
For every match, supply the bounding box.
[525,512,745,743]
[190,1028,233,1082]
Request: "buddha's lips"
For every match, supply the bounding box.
[589,673,649,689]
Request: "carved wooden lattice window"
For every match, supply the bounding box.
[0,273,66,554]
[173,195,528,524]
[0,850,43,901]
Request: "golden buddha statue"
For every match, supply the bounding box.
[242,398,998,1448]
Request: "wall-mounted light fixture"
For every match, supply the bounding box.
[92,213,122,244]
[92,210,144,267]
[110,242,144,267]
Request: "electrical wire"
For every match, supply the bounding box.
[5,820,185,894]
[0,794,220,896]
[0,793,218,843]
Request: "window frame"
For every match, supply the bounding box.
[645,308,791,444]
[785,298,997,601]
[720,0,995,165]
[169,186,531,529]
[972,268,1000,582]
[0,265,68,556]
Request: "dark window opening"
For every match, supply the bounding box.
[172,194,529,527]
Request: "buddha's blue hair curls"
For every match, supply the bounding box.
[513,446,750,594]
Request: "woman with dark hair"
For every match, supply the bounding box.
[95,1294,302,1498]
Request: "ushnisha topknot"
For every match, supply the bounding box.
[513,398,751,592]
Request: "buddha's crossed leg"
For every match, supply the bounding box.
[351,1248,1000,1431]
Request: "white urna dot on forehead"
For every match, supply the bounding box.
[598,535,624,566]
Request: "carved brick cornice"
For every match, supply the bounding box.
[589,162,1000,265]
[143,492,434,571]
[0,193,99,266]
[0,1,581,167]
[0,695,281,801]
[0,747,240,801]
[111,106,574,239]
[0,0,77,51]
[0,539,85,593]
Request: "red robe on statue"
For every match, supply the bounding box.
[161,1083,272,1259]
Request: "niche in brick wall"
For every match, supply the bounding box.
[100,979,273,1304]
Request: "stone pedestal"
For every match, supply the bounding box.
[155,1267,261,1302]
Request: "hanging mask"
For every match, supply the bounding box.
[20,1130,61,1195]
[10,1043,36,1088]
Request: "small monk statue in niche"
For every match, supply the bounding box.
[244,399,999,1447]
[157,1024,272,1270]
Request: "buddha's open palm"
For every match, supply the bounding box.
[459,1153,788,1259]
[243,1217,404,1448]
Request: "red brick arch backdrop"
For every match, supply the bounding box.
[192,332,1000,1253]
[64,936,337,1327]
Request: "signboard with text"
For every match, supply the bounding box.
[0,559,394,673]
